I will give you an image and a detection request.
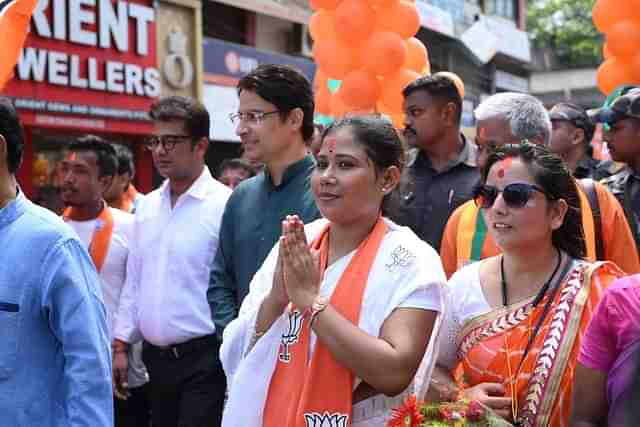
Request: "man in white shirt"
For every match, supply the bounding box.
[113,96,232,427]
[60,136,150,427]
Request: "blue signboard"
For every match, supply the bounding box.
[202,37,316,82]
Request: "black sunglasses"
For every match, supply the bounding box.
[473,183,550,209]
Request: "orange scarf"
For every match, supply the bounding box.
[263,216,388,427]
[63,203,114,272]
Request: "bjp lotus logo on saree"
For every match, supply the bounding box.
[304,412,349,427]
[279,309,304,363]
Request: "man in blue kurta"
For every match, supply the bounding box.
[0,98,113,427]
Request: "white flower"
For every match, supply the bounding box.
[304,412,349,427]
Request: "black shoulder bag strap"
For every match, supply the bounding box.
[579,178,604,260]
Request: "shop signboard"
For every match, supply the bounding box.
[3,0,159,133]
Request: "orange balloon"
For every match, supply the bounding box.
[434,71,465,98]
[334,0,376,42]
[404,37,429,73]
[314,68,328,91]
[376,101,393,114]
[330,91,348,118]
[628,52,640,81]
[310,0,342,11]
[390,113,405,129]
[592,0,627,33]
[375,0,420,40]
[315,82,331,115]
[597,57,636,95]
[380,68,421,112]
[369,0,400,7]
[309,10,336,41]
[602,42,613,60]
[339,70,381,110]
[313,36,360,79]
[606,20,640,59]
[362,31,407,76]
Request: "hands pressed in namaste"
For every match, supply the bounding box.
[280,215,321,310]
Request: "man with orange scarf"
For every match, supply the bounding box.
[440,93,639,279]
[60,136,149,427]
[104,144,144,214]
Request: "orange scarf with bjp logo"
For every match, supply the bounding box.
[63,202,114,272]
[263,216,388,427]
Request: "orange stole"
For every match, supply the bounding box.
[453,262,622,427]
[263,217,388,427]
[63,204,114,272]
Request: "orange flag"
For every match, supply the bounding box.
[0,0,38,91]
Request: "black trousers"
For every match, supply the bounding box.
[115,383,152,427]
[143,335,226,427]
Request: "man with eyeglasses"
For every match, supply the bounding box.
[438,92,639,278]
[113,96,232,427]
[391,74,479,253]
[207,64,320,339]
[594,86,640,256]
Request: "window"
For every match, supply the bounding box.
[484,0,517,21]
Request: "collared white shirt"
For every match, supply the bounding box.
[67,207,133,335]
[68,207,148,387]
[114,167,232,346]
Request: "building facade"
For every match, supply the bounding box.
[5,0,202,200]
[201,0,532,149]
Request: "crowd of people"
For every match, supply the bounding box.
[1,63,640,427]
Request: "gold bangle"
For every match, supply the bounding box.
[309,295,330,327]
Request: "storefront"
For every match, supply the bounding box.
[3,0,202,207]
[3,0,159,206]
[201,37,316,172]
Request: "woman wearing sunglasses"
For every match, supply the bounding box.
[432,143,624,426]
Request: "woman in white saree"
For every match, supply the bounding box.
[220,116,445,427]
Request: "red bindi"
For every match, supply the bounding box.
[69,152,77,161]
[325,137,337,153]
[497,157,513,179]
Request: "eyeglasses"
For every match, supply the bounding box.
[145,135,193,152]
[229,110,279,125]
[473,183,550,209]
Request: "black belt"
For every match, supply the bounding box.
[144,334,218,359]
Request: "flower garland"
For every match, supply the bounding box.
[387,395,513,427]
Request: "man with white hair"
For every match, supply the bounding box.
[472,92,552,170]
[439,92,639,278]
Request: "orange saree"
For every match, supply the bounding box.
[453,262,623,427]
